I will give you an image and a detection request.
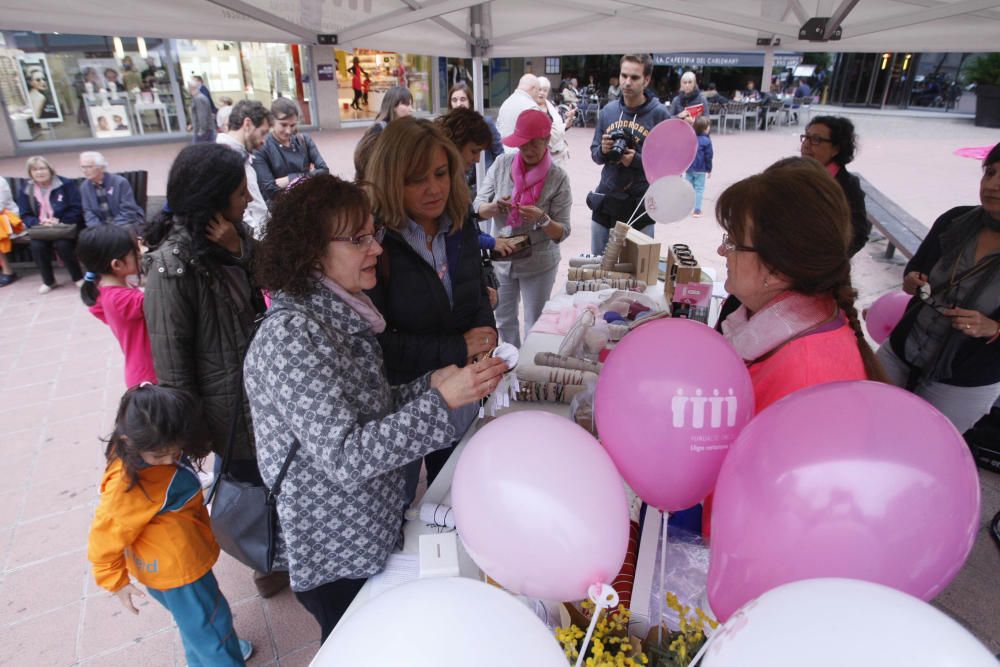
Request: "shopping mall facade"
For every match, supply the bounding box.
[0,28,980,158]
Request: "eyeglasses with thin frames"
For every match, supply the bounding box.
[331,226,385,249]
[721,233,757,254]
[800,133,834,146]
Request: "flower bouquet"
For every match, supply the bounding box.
[642,592,717,667]
[555,600,648,666]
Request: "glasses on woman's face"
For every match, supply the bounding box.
[331,226,385,249]
[721,233,757,254]
[800,133,834,146]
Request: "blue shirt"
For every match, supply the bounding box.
[400,216,454,306]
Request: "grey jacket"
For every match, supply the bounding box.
[244,287,456,592]
[191,92,214,141]
[473,152,572,278]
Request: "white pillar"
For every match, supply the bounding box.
[761,46,775,94]
[311,46,342,131]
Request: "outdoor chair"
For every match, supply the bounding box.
[706,102,725,134]
[723,102,746,132]
[763,99,785,130]
[743,101,760,130]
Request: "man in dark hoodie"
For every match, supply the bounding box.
[588,53,670,255]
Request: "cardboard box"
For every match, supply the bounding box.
[620,226,661,286]
[663,247,703,303]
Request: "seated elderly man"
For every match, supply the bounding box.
[78,151,145,227]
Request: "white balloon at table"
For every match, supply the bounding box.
[312,577,568,667]
[702,578,996,667]
[644,175,696,224]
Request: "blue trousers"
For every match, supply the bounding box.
[590,220,654,256]
[146,570,243,666]
[686,171,707,213]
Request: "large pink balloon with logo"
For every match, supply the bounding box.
[594,318,754,512]
[865,290,912,344]
[707,381,981,622]
[642,118,698,181]
[452,411,630,602]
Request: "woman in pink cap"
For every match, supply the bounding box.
[474,108,572,346]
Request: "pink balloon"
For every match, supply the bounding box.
[707,381,981,622]
[865,290,912,344]
[452,411,630,601]
[594,319,755,512]
[642,118,698,181]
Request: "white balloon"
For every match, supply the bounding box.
[313,577,568,667]
[644,176,696,224]
[703,578,995,667]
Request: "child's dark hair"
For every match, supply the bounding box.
[106,384,212,493]
[693,116,710,135]
[76,225,137,306]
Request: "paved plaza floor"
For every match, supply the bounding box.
[1,108,998,664]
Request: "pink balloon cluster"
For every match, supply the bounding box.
[865,289,912,344]
[641,119,699,223]
[707,381,980,621]
[452,412,630,602]
[595,318,755,512]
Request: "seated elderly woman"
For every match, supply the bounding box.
[474,108,572,347]
[716,162,885,411]
[243,174,506,641]
[878,142,1000,434]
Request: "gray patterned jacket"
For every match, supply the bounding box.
[244,286,456,592]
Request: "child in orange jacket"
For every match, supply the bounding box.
[88,384,252,665]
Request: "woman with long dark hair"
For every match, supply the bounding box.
[353,86,414,181]
[447,81,502,172]
[141,143,281,597]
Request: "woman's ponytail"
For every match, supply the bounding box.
[75,225,138,307]
[833,277,888,383]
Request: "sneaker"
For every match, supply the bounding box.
[0,273,17,287]
[38,282,56,294]
[239,639,253,661]
[74,279,85,288]
[692,210,703,218]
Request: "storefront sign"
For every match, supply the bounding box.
[653,52,801,69]
[317,64,335,81]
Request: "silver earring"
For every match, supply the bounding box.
[763,276,770,288]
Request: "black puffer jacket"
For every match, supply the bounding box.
[366,216,495,385]
[835,166,871,257]
[143,223,266,462]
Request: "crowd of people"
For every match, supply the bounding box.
[0,53,995,664]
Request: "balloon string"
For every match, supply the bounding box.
[657,511,669,649]
[625,196,648,227]
[574,602,603,667]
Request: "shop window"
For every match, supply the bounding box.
[336,48,432,121]
[0,31,178,144]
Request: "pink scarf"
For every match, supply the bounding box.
[721,292,835,362]
[316,273,386,334]
[507,150,552,228]
[33,183,54,221]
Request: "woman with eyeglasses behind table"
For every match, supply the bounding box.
[244,174,506,641]
[878,143,1000,434]
[799,115,871,257]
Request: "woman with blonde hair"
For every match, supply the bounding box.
[364,116,497,497]
[16,155,85,292]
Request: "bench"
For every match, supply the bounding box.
[5,170,149,267]
[856,174,927,260]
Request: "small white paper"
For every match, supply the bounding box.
[366,553,419,599]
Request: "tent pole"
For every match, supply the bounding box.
[471,3,489,187]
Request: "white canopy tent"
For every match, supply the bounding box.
[3,0,1000,55]
[1,0,995,143]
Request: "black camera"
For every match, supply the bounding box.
[606,128,634,164]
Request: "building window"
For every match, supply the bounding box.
[545,57,561,75]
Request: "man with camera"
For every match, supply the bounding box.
[587,53,670,255]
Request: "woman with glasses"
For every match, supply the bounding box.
[244,175,505,640]
[877,143,1000,433]
[363,117,498,499]
[799,115,871,256]
[716,162,885,413]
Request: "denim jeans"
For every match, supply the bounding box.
[686,171,707,212]
[590,221,654,256]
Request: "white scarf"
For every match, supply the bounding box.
[721,292,835,362]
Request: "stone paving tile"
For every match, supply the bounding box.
[277,642,321,667]
[20,474,98,522]
[0,602,82,666]
[263,587,322,658]
[78,586,175,661]
[0,551,88,625]
[231,597,278,666]
[6,509,91,569]
[78,628,177,667]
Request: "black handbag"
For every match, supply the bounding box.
[206,309,299,574]
[27,222,78,241]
